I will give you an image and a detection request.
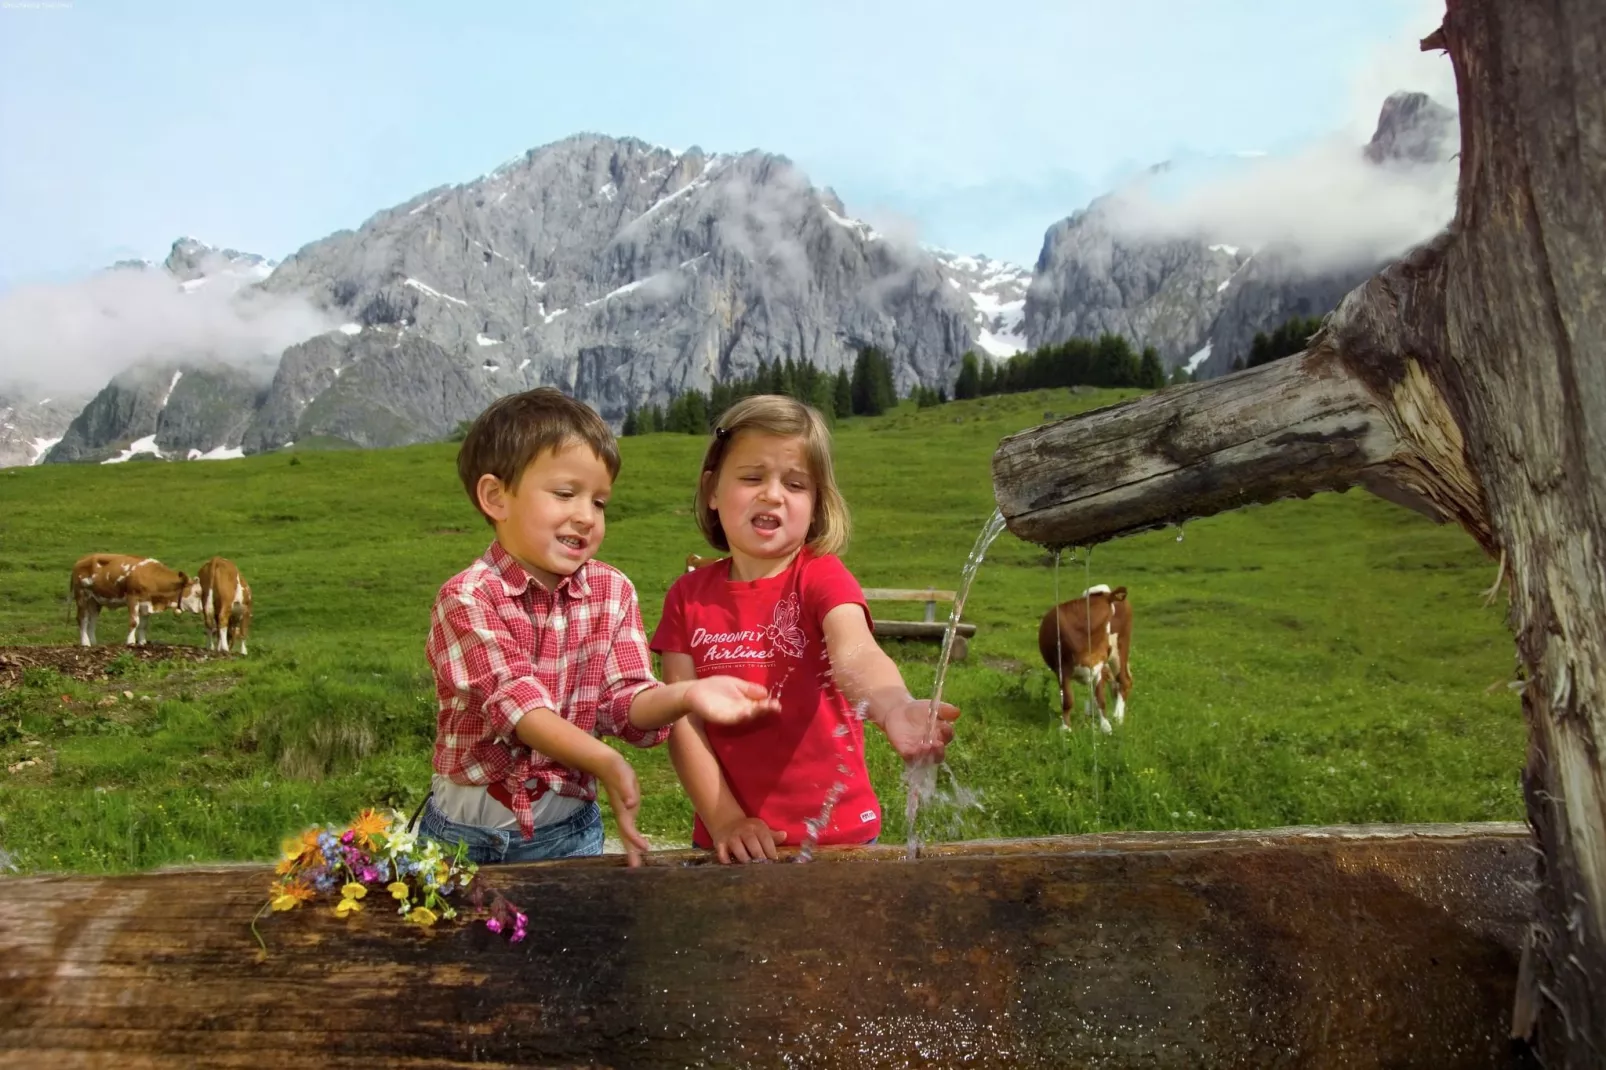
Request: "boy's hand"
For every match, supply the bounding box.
[878,697,960,765]
[685,676,781,726]
[709,816,787,864]
[596,753,651,867]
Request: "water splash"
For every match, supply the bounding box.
[797,781,846,863]
[905,508,1009,860]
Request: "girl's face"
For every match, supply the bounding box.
[707,430,817,575]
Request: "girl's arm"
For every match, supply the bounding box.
[821,603,959,764]
[662,652,787,863]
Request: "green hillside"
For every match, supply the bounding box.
[0,388,1525,873]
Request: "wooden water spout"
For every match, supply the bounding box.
[993,1,1606,1062]
[1,826,1529,1068]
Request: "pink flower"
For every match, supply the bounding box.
[359,866,380,883]
[485,917,503,934]
[340,830,355,845]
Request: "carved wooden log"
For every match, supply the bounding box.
[1,826,1529,1068]
[992,1,1605,1061]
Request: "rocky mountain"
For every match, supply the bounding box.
[250,135,980,442]
[46,361,268,464]
[38,240,284,465]
[163,237,276,286]
[931,251,1030,359]
[1024,91,1459,377]
[0,394,88,468]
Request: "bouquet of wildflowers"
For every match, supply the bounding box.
[253,807,527,952]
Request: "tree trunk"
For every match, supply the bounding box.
[0,827,1530,1068]
[992,1,1605,1061]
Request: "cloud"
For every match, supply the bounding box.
[0,257,335,396]
[1083,2,1461,275]
[1101,134,1457,272]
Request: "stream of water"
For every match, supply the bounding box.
[903,508,1010,859]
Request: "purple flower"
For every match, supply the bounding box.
[359,866,380,883]
[340,830,355,845]
[485,917,503,934]
[510,929,526,944]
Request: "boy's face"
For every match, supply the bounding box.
[478,439,612,590]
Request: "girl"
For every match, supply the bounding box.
[650,394,961,863]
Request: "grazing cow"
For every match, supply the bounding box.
[1037,584,1133,734]
[71,553,202,648]
[197,556,253,655]
[686,552,722,573]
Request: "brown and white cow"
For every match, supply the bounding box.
[71,553,203,648]
[1037,584,1133,734]
[197,556,253,655]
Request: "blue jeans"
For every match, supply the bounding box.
[419,797,604,864]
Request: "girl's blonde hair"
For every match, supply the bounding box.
[695,394,850,557]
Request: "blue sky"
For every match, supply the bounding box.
[0,0,1450,289]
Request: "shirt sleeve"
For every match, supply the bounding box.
[594,582,671,748]
[802,553,873,631]
[427,585,555,743]
[648,574,689,655]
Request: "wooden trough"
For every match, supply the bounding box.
[1,823,1531,1068]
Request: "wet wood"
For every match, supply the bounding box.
[1,825,1529,1068]
[990,1,1606,1061]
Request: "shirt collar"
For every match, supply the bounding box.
[484,541,591,601]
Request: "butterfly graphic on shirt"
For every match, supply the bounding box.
[765,593,807,659]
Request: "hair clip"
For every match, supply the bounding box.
[714,426,729,440]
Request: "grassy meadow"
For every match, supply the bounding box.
[0,387,1526,874]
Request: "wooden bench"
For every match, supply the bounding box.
[684,556,977,661]
[861,587,977,661]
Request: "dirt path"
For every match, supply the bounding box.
[0,644,219,688]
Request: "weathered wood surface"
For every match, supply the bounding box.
[990,1,1605,1062]
[991,349,1405,550]
[1,825,1530,1068]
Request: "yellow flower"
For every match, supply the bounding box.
[335,897,363,918]
[271,894,301,912]
[387,881,410,901]
[341,882,368,900]
[406,907,439,927]
[349,808,389,850]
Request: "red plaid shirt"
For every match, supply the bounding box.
[425,542,668,838]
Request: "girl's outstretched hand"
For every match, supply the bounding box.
[709,816,787,864]
[878,697,960,765]
[684,676,781,725]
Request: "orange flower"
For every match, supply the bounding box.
[268,878,315,912]
[349,808,388,850]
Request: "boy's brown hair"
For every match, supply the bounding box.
[456,388,620,523]
[695,394,850,557]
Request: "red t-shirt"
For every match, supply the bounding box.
[651,549,881,849]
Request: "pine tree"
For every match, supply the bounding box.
[621,409,639,436]
[808,374,835,425]
[953,352,981,400]
[833,368,853,419]
[978,360,997,396]
[851,348,890,415]
[1137,346,1166,389]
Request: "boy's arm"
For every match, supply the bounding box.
[662,653,785,863]
[431,585,651,863]
[510,707,651,866]
[821,603,959,764]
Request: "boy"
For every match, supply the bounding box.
[422,388,778,867]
